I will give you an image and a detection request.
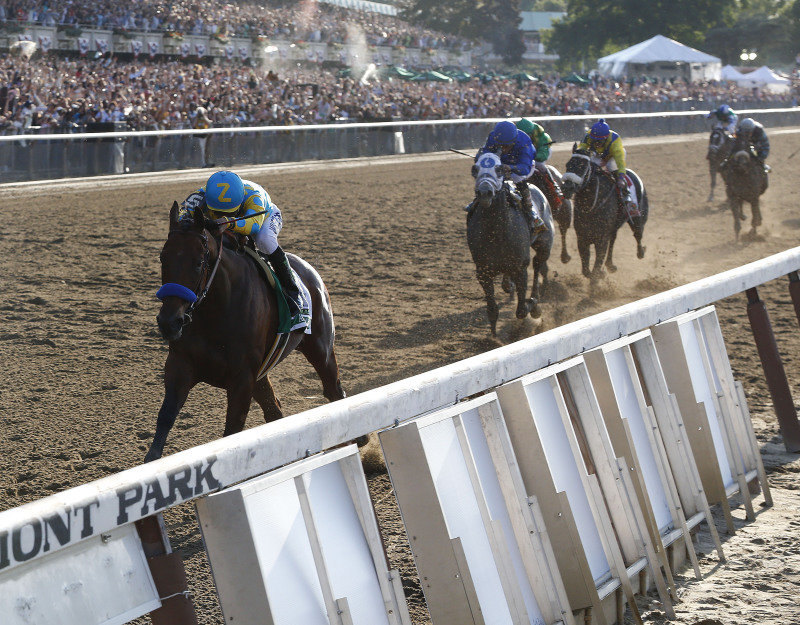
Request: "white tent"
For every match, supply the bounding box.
[597,34,721,81]
[734,65,791,93]
[720,64,746,81]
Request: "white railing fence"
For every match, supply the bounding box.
[0,246,799,625]
[0,107,797,182]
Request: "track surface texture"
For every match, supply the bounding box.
[1,131,799,625]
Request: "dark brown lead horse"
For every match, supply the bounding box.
[145,202,346,462]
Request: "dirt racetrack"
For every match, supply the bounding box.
[1,129,800,625]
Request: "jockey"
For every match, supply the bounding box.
[472,120,547,235]
[179,170,303,320]
[706,104,738,135]
[736,117,770,167]
[515,117,564,210]
[578,118,640,218]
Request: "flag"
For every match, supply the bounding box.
[148,41,159,58]
[131,40,142,58]
[224,44,234,60]
[180,42,190,58]
[95,38,109,54]
[238,46,249,60]
[195,43,206,58]
[38,35,52,53]
[78,38,89,56]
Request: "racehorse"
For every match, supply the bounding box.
[721,148,768,241]
[146,202,346,462]
[531,165,573,264]
[561,147,649,283]
[707,127,734,202]
[467,152,553,336]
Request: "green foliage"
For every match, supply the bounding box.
[530,0,566,10]
[401,0,526,64]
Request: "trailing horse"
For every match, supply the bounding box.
[561,147,649,283]
[707,128,734,202]
[146,202,346,462]
[721,147,768,241]
[531,164,573,264]
[467,152,554,336]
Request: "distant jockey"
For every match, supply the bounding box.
[470,120,547,236]
[736,117,770,167]
[706,104,738,135]
[515,117,564,210]
[578,118,639,219]
[179,170,303,320]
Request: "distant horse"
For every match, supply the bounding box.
[706,128,734,202]
[146,202,346,462]
[561,147,649,283]
[467,152,553,336]
[721,148,768,241]
[531,164,573,264]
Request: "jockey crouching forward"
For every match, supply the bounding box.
[180,170,303,321]
[735,117,770,170]
[515,117,564,210]
[468,120,547,236]
[707,104,738,135]
[578,119,640,219]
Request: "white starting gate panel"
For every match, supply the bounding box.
[0,523,160,625]
[195,445,410,625]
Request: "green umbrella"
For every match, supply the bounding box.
[411,70,453,82]
[562,73,590,84]
[385,66,417,80]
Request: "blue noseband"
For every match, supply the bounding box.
[156,283,198,303]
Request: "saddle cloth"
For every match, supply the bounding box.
[242,246,312,335]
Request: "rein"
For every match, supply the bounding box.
[157,228,224,319]
[568,153,614,213]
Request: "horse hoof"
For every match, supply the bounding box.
[355,435,370,448]
[606,263,617,273]
[561,252,571,264]
[530,302,542,319]
[582,268,591,278]
[637,245,646,259]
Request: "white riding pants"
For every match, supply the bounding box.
[253,208,283,255]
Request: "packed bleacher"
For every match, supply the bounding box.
[0,0,470,50]
[0,55,796,135]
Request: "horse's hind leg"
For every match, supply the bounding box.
[708,165,716,202]
[512,264,532,320]
[556,201,572,263]
[577,236,592,278]
[145,355,194,462]
[302,343,346,402]
[629,214,647,259]
[253,375,283,424]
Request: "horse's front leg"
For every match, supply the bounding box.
[605,227,619,273]
[730,197,743,241]
[591,237,609,282]
[477,268,499,336]
[145,354,194,462]
[511,264,532,320]
[223,376,256,436]
[555,201,571,264]
[577,234,592,278]
[751,199,762,229]
[708,163,716,202]
[530,255,547,318]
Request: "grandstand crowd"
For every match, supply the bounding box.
[0,55,795,135]
[0,0,469,50]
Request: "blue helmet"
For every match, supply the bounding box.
[205,170,245,213]
[717,104,731,115]
[493,120,518,145]
[589,119,610,142]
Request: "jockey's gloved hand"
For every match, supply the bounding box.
[615,173,627,191]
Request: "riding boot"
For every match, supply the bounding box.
[267,246,302,319]
[544,172,564,210]
[516,182,547,236]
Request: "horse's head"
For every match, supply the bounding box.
[156,201,216,342]
[708,128,732,158]
[731,149,753,170]
[561,146,592,198]
[473,152,504,209]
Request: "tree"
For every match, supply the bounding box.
[401,0,526,64]
[544,0,735,70]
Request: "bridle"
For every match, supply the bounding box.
[157,228,224,324]
[565,152,615,213]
